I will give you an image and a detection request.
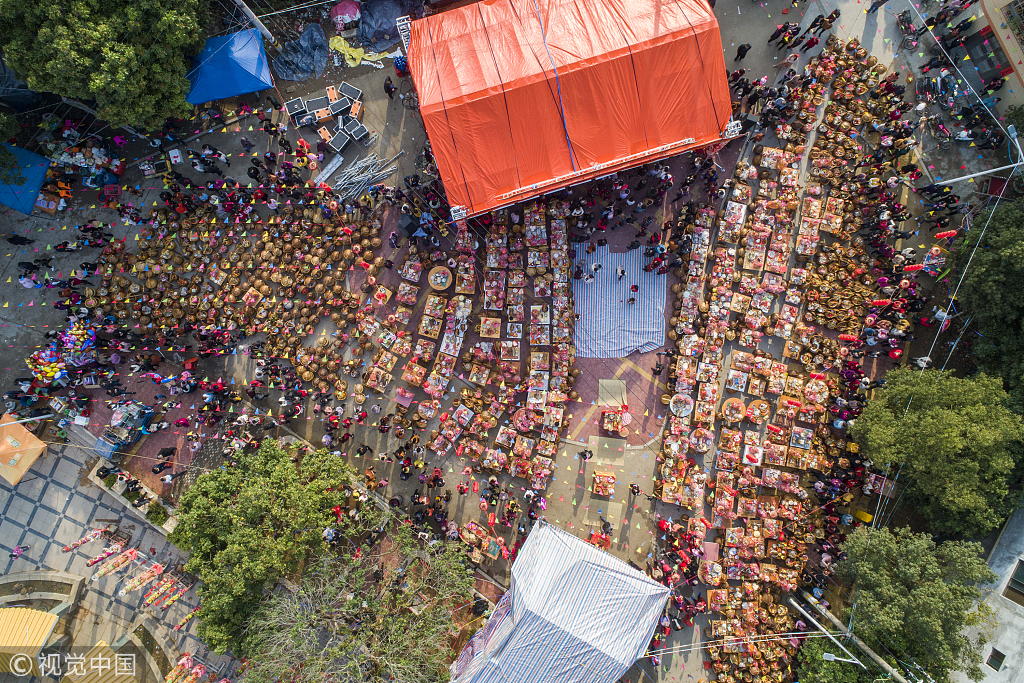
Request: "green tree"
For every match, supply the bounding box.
[241,525,473,683]
[169,442,358,654]
[0,113,24,185]
[837,527,996,683]
[0,0,207,129]
[1005,105,1024,138]
[954,197,1024,413]
[794,638,873,683]
[850,367,1023,536]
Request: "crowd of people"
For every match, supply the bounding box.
[3,4,1000,681]
[613,2,988,675]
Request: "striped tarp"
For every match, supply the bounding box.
[451,522,669,683]
[571,246,667,358]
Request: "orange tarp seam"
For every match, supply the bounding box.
[408,0,732,216]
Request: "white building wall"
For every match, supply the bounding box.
[954,509,1024,683]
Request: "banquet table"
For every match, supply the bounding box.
[401,361,427,387]
[366,368,392,391]
[480,317,502,338]
[592,471,616,496]
[428,266,453,290]
[601,409,626,436]
[418,315,442,339]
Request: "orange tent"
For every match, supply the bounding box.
[0,414,48,486]
[408,0,732,216]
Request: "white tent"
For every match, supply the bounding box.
[452,521,669,683]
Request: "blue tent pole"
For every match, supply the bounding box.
[186,30,277,106]
[239,29,287,116]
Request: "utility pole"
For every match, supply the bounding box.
[787,598,866,669]
[231,0,278,47]
[799,590,910,683]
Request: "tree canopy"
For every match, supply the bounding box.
[169,441,359,654]
[837,526,996,683]
[0,0,207,129]
[954,197,1024,412]
[0,113,24,185]
[242,531,474,683]
[850,367,1022,536]
[794,638,873,683]
[1004,106,1024,142]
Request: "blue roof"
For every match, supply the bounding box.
[0,143,50,215]
[451,522,669,683]
[186,29,274,105]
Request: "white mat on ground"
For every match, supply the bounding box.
[572,245,666,358]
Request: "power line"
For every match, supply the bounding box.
[256,0,339,18]
[869,173,1012,531]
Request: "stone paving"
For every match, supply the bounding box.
[0,443,233,683]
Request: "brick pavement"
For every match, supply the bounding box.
[76,351,228,497]
[0,443,231,680]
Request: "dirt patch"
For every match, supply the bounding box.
[0,580,73,598]
[78,456,101,488]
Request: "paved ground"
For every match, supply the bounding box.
[0,443,230,683]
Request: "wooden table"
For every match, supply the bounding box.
[428,266,453,290]
[456,272,476,294]
[365,367,392,391]
[480,317,502,338]
[482,538,501,560]
[467,362,490,385]
[418,315,442,339]
[592,471,616,496]
[601,409,623,433]
[401,361,427,386]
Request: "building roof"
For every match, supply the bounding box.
[0,607,60,675]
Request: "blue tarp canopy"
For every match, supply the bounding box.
[0,144,50,215]
[186,29,274,105]
[451,522,670,683]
